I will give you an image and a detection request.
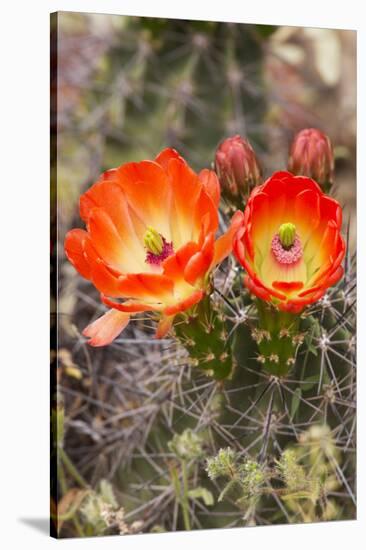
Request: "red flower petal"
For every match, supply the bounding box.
[213,210,245,267]
[184,233,215,285]
[198,169,221,208]
[88,207,138,272]
[117,273,174,302]
[116,160,172,239]
[272,281,304,292]
[235,171,345,313]
[162,242,199,281]
[163,290,204,316]
[244,275,271,302]
[90,259,122,297]
[64,229,91,279]
[155,315,174,338]
[155,147,183,170]
[83,310,130,346]
[101,294,160,313]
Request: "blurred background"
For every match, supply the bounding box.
[54,12,356,242]
[51,12,356,537]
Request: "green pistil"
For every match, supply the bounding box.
[278,222,296,250]
[144,226,164,255]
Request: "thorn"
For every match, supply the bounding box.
[348,335,356,352]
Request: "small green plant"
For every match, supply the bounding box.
[80,480,143,536]
[169,429,213,530]
[206,425,342,525]
[206,448,266,523]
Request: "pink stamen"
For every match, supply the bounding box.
[145,237,174,265]
[271,233,303,265]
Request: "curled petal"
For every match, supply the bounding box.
[213,210,245,267]
[89,258,122,297]
[162,242,199,281]
[244,275,271,302]
[163,290,204,316]
[83,310,130,347]
[64,229,91,279]
[101,294,161,313]
[155,147,183,170]
[198,169,221,208]
[184,233,215,285]
[155,315,175,338]
[117,273,174,302]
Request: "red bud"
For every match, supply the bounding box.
[288,128,334,189]
[215,135,262,206]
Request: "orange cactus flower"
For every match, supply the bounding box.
[233,171,345,314]
[65,148,243,346]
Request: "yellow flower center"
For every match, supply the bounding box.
[278,222,296,250]
[144,226,164,255]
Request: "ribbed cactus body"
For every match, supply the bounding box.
[174,294,234,380]
[253,300,301,377]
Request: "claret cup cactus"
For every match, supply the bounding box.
[63,128,355,532]
[65,130,345,380]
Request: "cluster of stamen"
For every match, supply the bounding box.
[144,226,174,266]
[145,237,174,265]
[271,222,303,265]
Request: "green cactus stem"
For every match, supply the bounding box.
[253,300,304,377]
[173,292,235,380]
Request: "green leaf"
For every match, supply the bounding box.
[290,388,302,420]
[188,487,214,506]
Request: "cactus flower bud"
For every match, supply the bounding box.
[215,135,262,208]
[288,128,334,190]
